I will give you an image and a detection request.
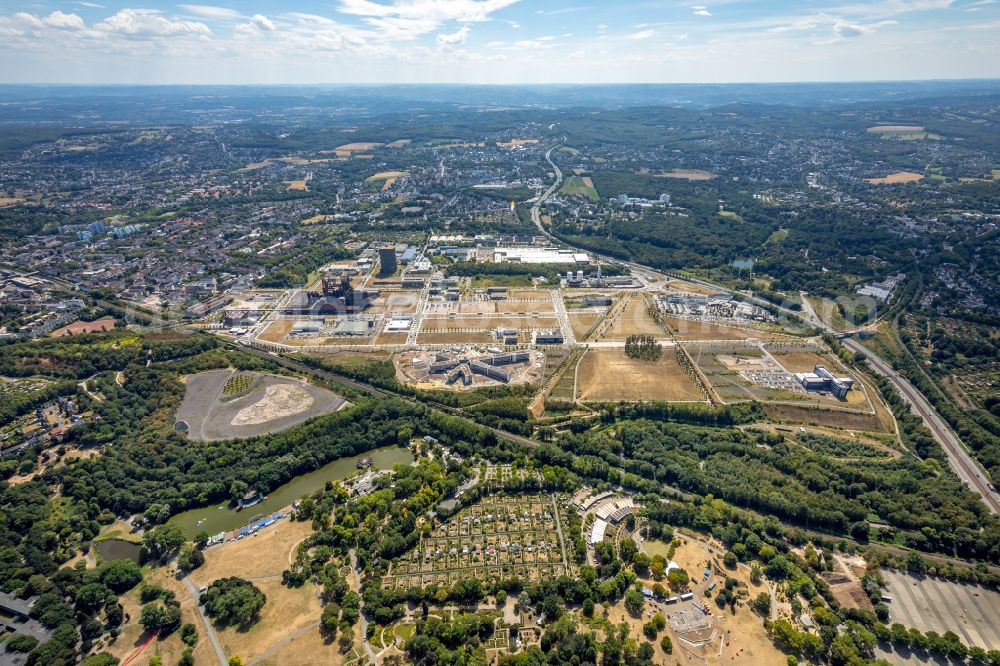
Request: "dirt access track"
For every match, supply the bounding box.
[174,369,347,441]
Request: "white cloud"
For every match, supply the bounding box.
[828,0,953,19]
[250,14,276,31]
[76,2,105,8]
[43,11,86,30]
[833,20,867,36]
[178,5,243,21]
[338,0,519,23]
[437,24,469,44]
[94,9,212,37]
[630,29,656,39]
[692,5,712,16]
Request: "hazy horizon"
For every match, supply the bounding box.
[1,0,998,85]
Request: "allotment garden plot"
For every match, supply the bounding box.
[383,494,571,590]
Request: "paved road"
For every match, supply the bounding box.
[182,576,228,666]
[350,549,377,663]
[531,144,999,516]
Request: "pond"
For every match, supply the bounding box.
[93,539,141,563]
[167,446,414,538]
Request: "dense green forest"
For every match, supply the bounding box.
[560,417,1000,562]
[556,171,919,297]
[2,328,1000,665]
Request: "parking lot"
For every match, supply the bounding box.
[882,569,1000,650]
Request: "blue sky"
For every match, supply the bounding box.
[0,0,997,83]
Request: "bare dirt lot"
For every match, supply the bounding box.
[576,349,704,402]
[370,293,419,315]
[175,369,346,441]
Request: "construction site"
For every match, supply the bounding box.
[395,347,545,390]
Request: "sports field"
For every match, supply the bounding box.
[576,349,704,402]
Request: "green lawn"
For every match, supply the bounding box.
[560,175,600,202]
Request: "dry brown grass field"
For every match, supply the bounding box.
[215,581,323,662]
[495,300,555,314]
[259,319,293,342]
[866,125,924,133]
[568,313,603,339]
[285,180,309,191]
[655,169,716,180]
[763,403,888,432]
[194,519,313,582]
[663,316,774,341]
[601,295,664,339]
[104,567,218,666]
[415,331,494,344]
[771,351,830,372]
[255,623,352,666]
[172,519,327,664]
[0,197,26,207]
[866,171,924,185]
[576,349,704,402]
[373,332,409,345]
[664,280,718,295]
[420,316,559,331]
[332,142,383,152]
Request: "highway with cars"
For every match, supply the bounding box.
[532,143,1000,515]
